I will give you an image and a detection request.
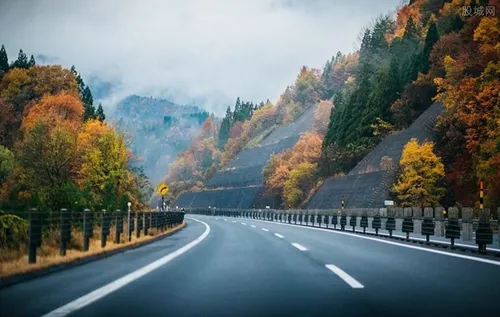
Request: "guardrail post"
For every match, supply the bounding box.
[386,208,396,237]
[101,209,110,248]
[372,214,381,235]
[412,207,422,235]
[446,207,460,247]
[434,207,444,236]
[317,214,323,228]
[83,208,92,251]
[128,210,134,241]
[60,208,71,256]
[360,211,368,233]
[402,207,414,241]
[332,213,338,229]
[349,213,356,232]
[476,209,492,254]
[422,207,435,243]
[144,212,149,236]
[28,208,41,264]
[462,207,473,241]
[340,212,346,231]
[115,209,123,244]
[136,212,142,238]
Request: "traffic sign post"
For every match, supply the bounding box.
[156,183,169,211]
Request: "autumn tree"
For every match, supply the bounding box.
[22,92,84,133]
[283,162,318,208]
[76,120,130,209]
[16,121,78,208]
[393,139,445,207]
[264,133,323,207]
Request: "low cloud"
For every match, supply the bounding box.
[0,0,400,115]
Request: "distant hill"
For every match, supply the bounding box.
[109,95,209,185]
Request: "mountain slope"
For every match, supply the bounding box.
[175,105,316,208]
[109,95,208,184]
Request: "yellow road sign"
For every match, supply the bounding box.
[156,183,169,195]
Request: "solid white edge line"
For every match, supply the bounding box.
[274,233,284,239]
[325,264,364,289]
[240,218,500,266]
[291,243,307,251]
[261,228,269,232]
[41,217,211,317]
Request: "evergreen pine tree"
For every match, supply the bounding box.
[28,55,36,67]
[11,49,29,69]
[422,22,439,73]
[0,45,9,74]
[403,17,418,41]
[218,106,232,149]
[96,103,106,121]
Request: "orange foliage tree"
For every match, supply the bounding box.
[264,132,323,207]
[22,92,84,133]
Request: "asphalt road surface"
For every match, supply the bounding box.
[1,215,500,317]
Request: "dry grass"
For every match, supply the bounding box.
[0,222,186,278]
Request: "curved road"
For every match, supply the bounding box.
[1,215,500,317]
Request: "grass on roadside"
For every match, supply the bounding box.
[0,222,185,278]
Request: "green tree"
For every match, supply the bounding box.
[218,106,232,149]
[422,22,439,73]
[0,145,15,184]
[17,121,77,209]
[10,49,30,69]
[28,55,36,67]
[393,138,445,207]
[95,103,105,121]
[0,45,8,75]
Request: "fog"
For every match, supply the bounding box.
[0,0,401,115]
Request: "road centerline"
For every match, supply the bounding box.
[274,233,284,239]
[325,264,364,289]
[261,228,269,232]
[291,243,307,251]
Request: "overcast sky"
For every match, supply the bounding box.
[0,0,402,115]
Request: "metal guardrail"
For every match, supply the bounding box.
[16,209,185,264]
[186,207,497,255]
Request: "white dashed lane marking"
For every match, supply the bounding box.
[325,264,364,289]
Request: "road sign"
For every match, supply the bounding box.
[156,183,169,195]
[384,200,394,206]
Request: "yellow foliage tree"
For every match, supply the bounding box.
[283,162,318,208]
[393,138,445,207]
[75,120,130,207]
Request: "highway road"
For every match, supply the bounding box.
[1,215,500,317]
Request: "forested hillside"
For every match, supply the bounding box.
[109,95,210,184]
[0,45,151,212]
[169,0,500,210]
[321,0,499,209]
